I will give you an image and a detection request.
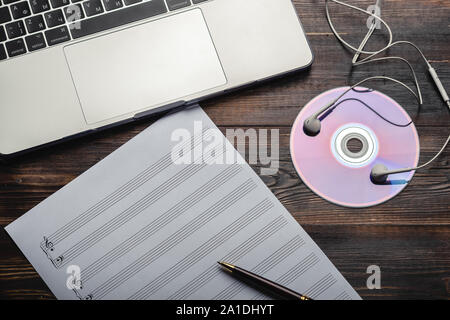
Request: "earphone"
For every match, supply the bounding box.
[303,0,450,184]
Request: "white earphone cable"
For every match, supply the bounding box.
[324,0,449,172]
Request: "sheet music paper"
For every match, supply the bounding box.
[5,106,360,300]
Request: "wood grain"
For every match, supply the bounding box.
[0,0,449,300]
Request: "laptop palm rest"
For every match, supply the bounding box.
[64,9,226,125]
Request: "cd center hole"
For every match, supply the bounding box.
[347,138,363,154]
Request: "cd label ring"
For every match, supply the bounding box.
[331,124,379,168]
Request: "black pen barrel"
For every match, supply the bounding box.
[230,265,312,301]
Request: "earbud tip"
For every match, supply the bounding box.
[370,164,389,184]
[303,118,321,137]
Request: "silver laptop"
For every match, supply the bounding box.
[0,0,313,157]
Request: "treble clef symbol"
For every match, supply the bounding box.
[43,237,54,251]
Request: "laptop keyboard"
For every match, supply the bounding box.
[0,0,209,61]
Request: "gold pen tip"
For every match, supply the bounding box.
[218,261,235,270]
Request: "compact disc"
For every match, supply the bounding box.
[290,87,420,208]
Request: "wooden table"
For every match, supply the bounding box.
[0,0,449,300]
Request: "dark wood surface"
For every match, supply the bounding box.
[1,0,449,300]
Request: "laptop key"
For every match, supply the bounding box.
[5,20,26,39]
[103,0,123,11]
[123,0,141,6]
[30,0,51,14]
[45,25,70,45]
[83,0,104,17]
[50,0,70,8]
[0,26,6,42]
[5,38,26,57]
[3,0,20,4]
[0,44,6,60]
[44,9,65,27]
[10,1,31,19]
[70,0,167,39]
[25,32,46,51]
[0,7,12,24]
[25,15,46,33]
[166,0,191,11]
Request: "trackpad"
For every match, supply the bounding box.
[65,9,226,124]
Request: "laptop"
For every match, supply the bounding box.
[0,0,313,157]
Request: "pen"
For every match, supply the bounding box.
[218,261,313,300]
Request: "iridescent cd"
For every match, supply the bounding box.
[290,87,420,208]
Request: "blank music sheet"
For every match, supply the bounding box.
[5,106,360,300]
